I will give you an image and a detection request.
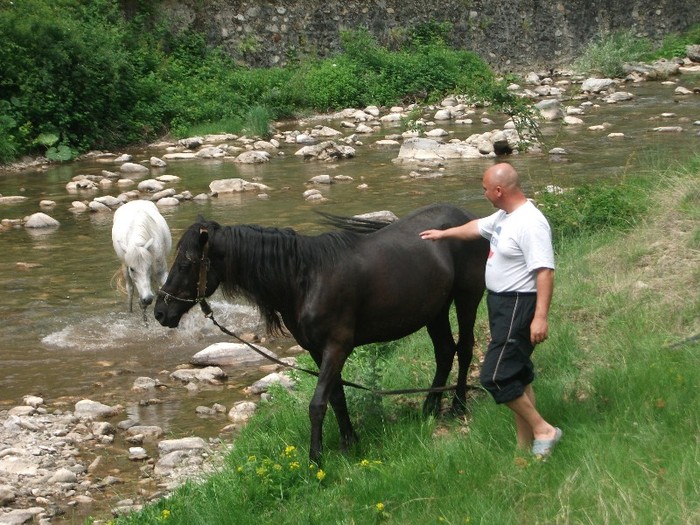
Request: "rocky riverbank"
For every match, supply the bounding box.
[0,341,303,525]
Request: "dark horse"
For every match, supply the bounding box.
[154,204,488,463]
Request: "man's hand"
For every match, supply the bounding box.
[530,316,549,345]
[419,229,444,240]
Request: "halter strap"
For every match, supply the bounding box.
[157,227,211,307]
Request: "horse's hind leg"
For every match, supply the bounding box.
[423,306,457,417]
[451,291,482,414]
[329,382,358,451]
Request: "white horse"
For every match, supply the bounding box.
[112,200,172,313]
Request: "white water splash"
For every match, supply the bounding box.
[41,300,263,351]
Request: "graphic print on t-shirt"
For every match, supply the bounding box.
[488,226,501,260]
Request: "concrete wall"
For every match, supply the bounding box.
[156,0,700,72]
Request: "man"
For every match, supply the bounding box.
[420,162,562,457]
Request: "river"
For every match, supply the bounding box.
[0,78,698,441]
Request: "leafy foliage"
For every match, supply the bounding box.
[537,181,645,245]
[573,29,652,77]
[648,23,700,59]
[0,0,146,158]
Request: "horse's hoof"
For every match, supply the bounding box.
[422,402,441,418]
[449,398,471,417]
[340,432,360,453]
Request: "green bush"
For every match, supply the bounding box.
[537,182,645,245]
[574,29,652,77]
[296,57,366,110]
[0,0,145,156]
[0,102,18,164]
[648,23,700,59]
[0,4,524,162]
[298,29,497,108]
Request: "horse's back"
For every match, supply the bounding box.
[368,204,472,234]
[399,204,488,291]
[112,200,172,255]
[316,204,484,343]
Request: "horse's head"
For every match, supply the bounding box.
[154,220,222,327]
[123,238,157,308]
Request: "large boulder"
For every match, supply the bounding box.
[209,178,271,193]
[294,141,356,161]
[24,213,59,229]
[534,99,565,121]
[687,44,700,63]
[191,342,278,367]
[74,399,119,419]
[581,78,616,93]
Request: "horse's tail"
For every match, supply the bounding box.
[316,211,394,234]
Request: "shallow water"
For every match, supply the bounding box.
[0,79,698,437]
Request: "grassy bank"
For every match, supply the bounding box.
[108,154,699,524]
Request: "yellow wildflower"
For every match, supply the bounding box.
[316,469,326,481]
[375,502,385,512]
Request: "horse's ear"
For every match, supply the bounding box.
[143,238,154,250]
[198,227,209,248]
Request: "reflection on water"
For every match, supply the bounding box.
[0,79,698,406]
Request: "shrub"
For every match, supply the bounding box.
[0,102,18,164]
[574,29,652,77]
[296,57,365,110]
[648,23,700,59]
[537,182,645,245]
[0,0,145,156]
[243,105,274,138]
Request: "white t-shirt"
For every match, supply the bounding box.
[478,200,555,293]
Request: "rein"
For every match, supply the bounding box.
[159,229,475,397]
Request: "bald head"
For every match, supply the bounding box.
[484,163,520,190]
[481,163,527,213]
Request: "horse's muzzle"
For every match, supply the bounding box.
[139,295,154,308]
[153,299,181,328]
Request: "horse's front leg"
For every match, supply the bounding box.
[124,266,134,313]
[423,311,456,417]
[308,345,353,464]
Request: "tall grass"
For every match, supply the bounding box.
[649,23,700,60]
[573,30,652,77]
[110,155,700,524]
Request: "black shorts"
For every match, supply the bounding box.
[480,291,537,404]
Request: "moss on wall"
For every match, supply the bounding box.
[156,0,700,71]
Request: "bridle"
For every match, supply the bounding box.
[157,227,213,314]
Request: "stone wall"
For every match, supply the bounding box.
[155,0,700,72]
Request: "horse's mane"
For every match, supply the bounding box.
[121,213,162,268]
[123,243,153,269]
[181,219,363,335]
